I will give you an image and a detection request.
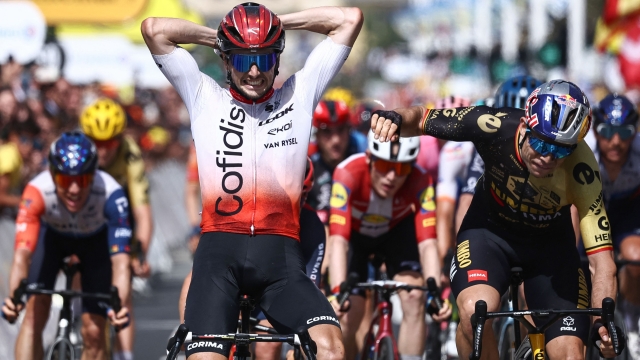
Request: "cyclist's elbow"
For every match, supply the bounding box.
[141,17,163,42]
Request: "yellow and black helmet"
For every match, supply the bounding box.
[80,98,126,141]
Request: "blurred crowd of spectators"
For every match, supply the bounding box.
[0,58,192,197]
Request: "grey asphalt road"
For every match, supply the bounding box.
[133,250,191,360]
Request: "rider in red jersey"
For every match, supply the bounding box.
[329,132,451,360]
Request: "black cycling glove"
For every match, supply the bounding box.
[371,110,402,139]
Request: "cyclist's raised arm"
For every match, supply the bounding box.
[141,18,210,115]
[141,17,217,55]
[566,142,617,307]
[280,7,363,47]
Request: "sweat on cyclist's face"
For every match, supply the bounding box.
[368,156,411,199]
[53,173,93,213]
[518,121,566,178]
[596,129,634,165]
[93,136,121,168]
[227,49,277,100]
[317,124,350,164]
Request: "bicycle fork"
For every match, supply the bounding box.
[362,295,399,360]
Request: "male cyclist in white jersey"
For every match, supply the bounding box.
[142,3,362,359]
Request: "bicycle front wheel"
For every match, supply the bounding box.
[47,338,75,360]
[373,336,396,360]
[513,336,533,360]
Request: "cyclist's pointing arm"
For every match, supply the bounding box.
[372,105,503,142]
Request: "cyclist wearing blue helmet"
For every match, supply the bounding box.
[590,93,640,354]
[494,75,544,109]
[370,80,621,359]
[2,131,131,359]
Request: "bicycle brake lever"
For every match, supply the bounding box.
[426,277,443,311]
[470,300,487,360]
[602,298,618,354]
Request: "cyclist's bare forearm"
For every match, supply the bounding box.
[329,235,349,291]
[436,199,455,259]
[280,7,363,47]
[134,204,153,254]
[184,182,201,227]
[111,253,132,303]
[419,239,441,287]
[141,17,217,55]
[589,251,617,318]
[8,248,30,296]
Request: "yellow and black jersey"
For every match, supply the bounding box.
[103,135,149,209]
[420,106,612,255]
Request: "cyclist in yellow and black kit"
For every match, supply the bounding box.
[370,80,619,360]
[80,98,152,360]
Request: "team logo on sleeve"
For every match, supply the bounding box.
[330,182,349,210]
[418,187,436,213]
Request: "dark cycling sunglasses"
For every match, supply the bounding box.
[526,129,576,159]
[230,53,278,73]
[595,123,636,140]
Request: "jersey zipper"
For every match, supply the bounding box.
[250,101,257,236]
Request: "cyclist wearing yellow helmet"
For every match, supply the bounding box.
[80,98,152,360]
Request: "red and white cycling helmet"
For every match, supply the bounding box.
[217,2,285,54]
[313,100,351,129]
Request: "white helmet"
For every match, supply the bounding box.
[367,130,420,162]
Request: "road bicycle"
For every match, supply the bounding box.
[470,294,626,360]
[166,295,317,360]
[337,274,444,360]
[9,261,123,360]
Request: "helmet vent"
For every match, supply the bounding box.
[563,109,579,132]
[551,101,561,128]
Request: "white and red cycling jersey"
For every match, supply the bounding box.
[153,38,351,240]
[329,154,437,241]
[436,141,475,203]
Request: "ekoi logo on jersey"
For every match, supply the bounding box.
[330,182,349,210]
[215,106,246,217]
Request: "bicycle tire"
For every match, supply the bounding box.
[47,338,75,360]
[362,331,377,360]
[373,336,396,360]
[513,336,533,360]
